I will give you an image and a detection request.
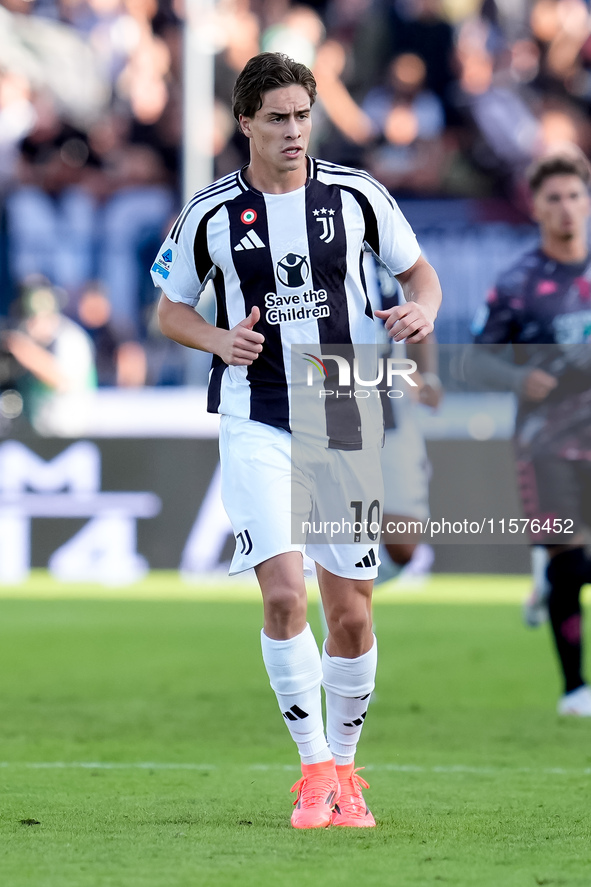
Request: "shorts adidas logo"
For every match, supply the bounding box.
[234,231,266,251]
[355,549,377,569]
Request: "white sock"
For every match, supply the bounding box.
[261,624,332,765]
[322,636,377,766]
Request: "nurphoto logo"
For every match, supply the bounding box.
[303,353,418,391]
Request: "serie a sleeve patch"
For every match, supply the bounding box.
[151,245,177,280]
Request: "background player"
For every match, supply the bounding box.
[471,149,591,716]
[153,52,441,827]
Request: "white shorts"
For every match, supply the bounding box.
[381,405,430,521]
[219,415,382,579]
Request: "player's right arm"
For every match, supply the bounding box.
[150,186,265,366]
[157,297,264,367]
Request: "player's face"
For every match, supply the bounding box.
[239,85,311,186]
[532,174,590,241]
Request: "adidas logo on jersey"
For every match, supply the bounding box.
[234,231,266,251]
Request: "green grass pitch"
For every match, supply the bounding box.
[1,572,590,886]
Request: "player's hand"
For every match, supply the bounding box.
[374,302,434,343]
[219,307,265,366]
[521,368,558,401]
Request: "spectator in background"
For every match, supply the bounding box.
[214,0,261,107]
[2,280,96,435]
[262,3,325,66]
[0,0,180,344]
[529,0,591,102]
[76,280,147,386]
[382,0,456,118]
[6,97,175,336]
[451,19,542,200]
[211,0,261,175]
[312,36,374,163]
[362,52,447,193]
[5,90,101,296]
[0,70,36,196]
[363,53,444,141]
[96,143,175,336]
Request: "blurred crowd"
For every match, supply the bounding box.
[2,0,591,425]
[213,0,591,203]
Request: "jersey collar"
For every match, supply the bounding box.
[238,156,313,194]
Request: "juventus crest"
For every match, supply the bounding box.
[313,207,335,244]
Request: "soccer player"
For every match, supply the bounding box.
[472,149,591,716]
[153,52,441,827]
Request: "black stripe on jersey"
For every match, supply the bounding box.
[170,172,237,241]
[192,203,229,415]
[207,272,230,414]
[314,159,396,210]
[193,204,224,283]
[168,186,216,243]
[306,181,350,343]
[358,250,373,321]
[170,175,240,243]
[315,159,396,209]
[305,181,363,450]
[339,185,380,256]
[227,192,290,430]
[172,178,238,244]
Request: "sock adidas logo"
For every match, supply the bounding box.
[344,710,367,727]
[234,231,266,251]
[355,549,376,569]
[282,704,309,721]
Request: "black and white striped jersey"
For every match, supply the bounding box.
[151,157,421,441]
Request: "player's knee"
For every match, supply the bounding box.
[329,606,372,648]
[263,585,307,625]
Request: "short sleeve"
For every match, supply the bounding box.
[150,206,212,308]
[362,181,421,276]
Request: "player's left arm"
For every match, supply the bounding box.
[375,255,442,343]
